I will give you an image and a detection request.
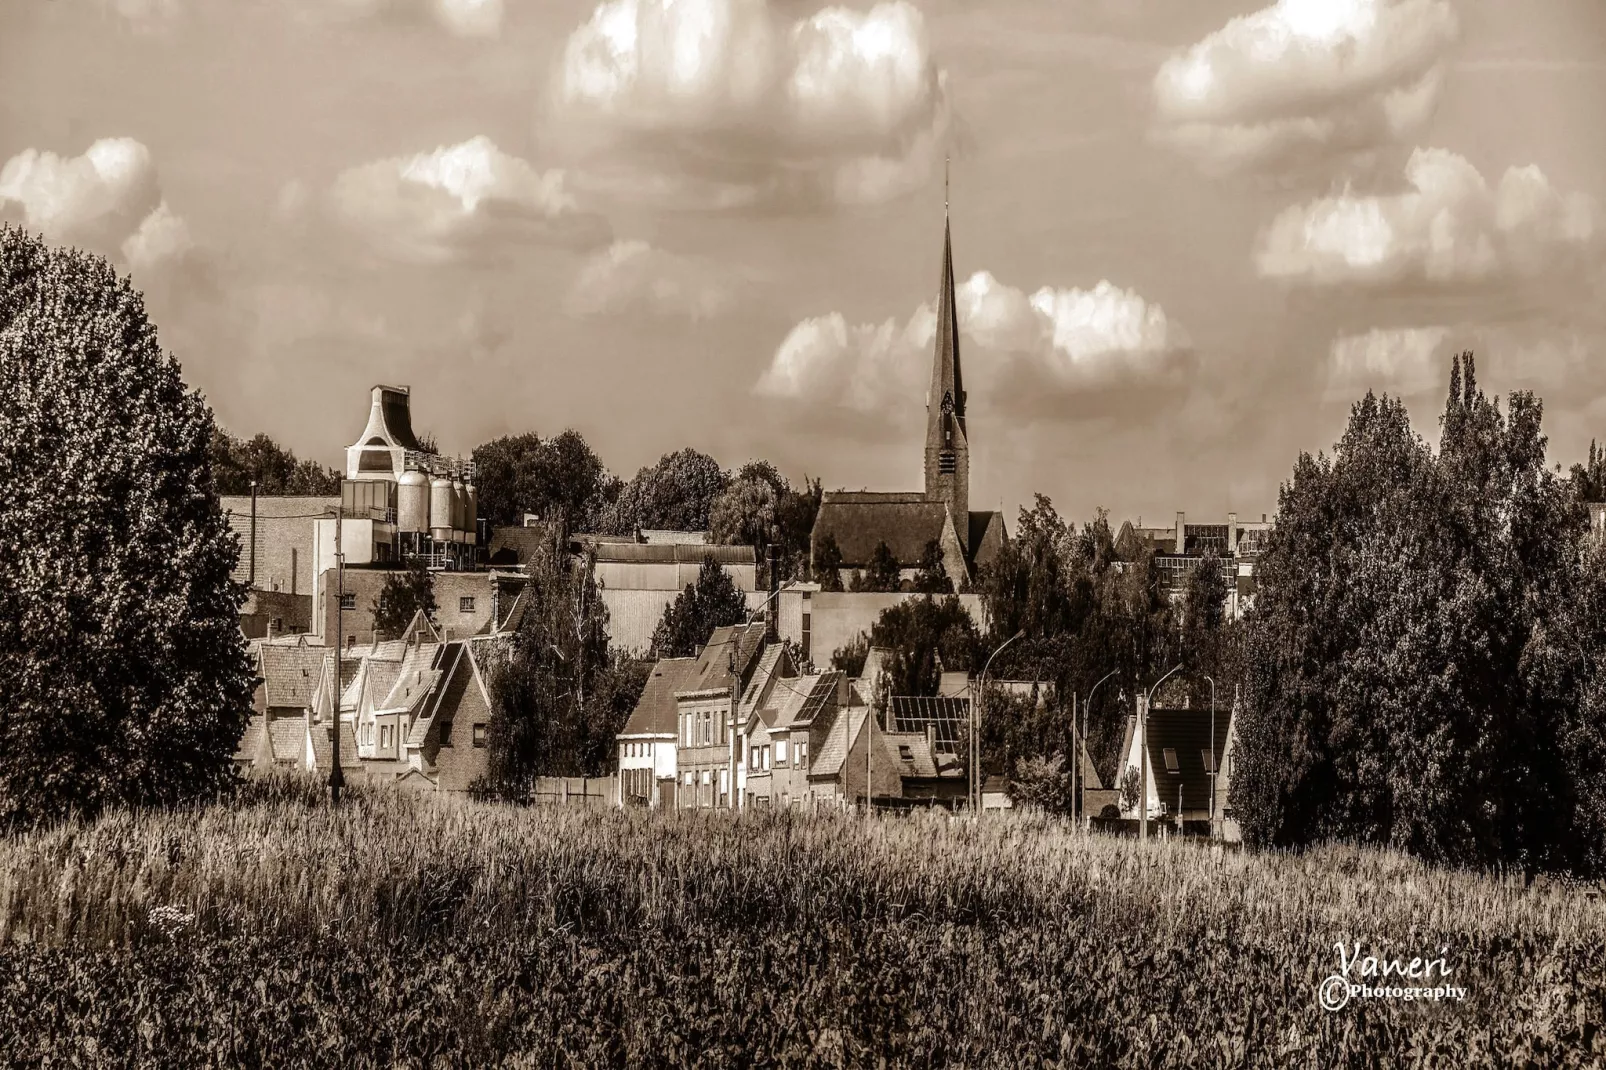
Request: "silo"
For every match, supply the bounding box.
[397,470,429,533]
[429,476,454,543]
[464,483,478,546]
[450,478,466,544]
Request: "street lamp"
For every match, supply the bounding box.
[1140,663,1181,843]
[1076,668,1119,831]
[975,630,1026,816]
[1204,674,1216,840]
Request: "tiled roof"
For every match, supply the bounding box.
[307,715,361,771]
[620,657,700,737]
[683,623,767,695]
[808,707,868,779]
[258,642,328,709]
[234,715,265,762]
[967,511,1006,569]
[811,498,950,567]
[268,717,307,764]
[487,525,553,567]
[1138,706,1234,812]
[739,644,793,722]
[767,672,837,732]
[594,543,755,565]
[882,729,954,779]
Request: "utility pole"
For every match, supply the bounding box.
[975,630,1026,817]
[1205,674,1217,840]
[1081,668,1119,832]
[1140,663,1181,842]
[330,481,345,807]
[248,479,258,587]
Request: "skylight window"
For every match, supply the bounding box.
[1201,750,1217,773]
[1162,747,1179,773]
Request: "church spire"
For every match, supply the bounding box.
[925,161,969,553]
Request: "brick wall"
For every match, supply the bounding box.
[319,568,506,644]
[222,495,334,596]
[241,590,313,639]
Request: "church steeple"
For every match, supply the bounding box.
[925,162,969,554]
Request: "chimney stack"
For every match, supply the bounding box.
[766,544,780,642]
[1227,511,1238,555]
[1175,512,1186,554]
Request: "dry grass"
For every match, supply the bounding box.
[0,774,1601,1067]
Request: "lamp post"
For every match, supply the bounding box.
[1140,663,1181,842]
[330,480,345,807]
[1077,668,1119,831]
[975,630,1026,816]
[1204,674,1216,840]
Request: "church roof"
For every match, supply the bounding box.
[968,511,1007,570]
[812,497,950,568]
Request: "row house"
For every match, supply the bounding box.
[1116,693,1239,840]
[619,630,969,810]
[236,608,507,792]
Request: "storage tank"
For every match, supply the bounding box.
[397,470,429,533]
[429,476,454,542]
[464,483,478,546]
[450,478,466,543]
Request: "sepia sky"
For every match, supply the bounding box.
[2,0,1604,525]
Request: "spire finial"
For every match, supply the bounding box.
[944,152,950,215]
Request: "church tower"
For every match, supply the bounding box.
[924,187,969,555]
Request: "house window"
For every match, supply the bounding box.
[460,596,475,613]
[339,593,356,611]
[796,740,807,767]
[439,721,452,747]
[763,745,771,770]
[702,712,712,746]
[1163,748,1179,773]
[684,772,693,787]
[270,617,283,632]
[776,740,788,764]
[379,725,390,749]
[701,770,711,786]
[719,769,729,793]
[750,745,760,768]
[1201,750,1217,773]
[472,723,487,747]
[897,745,913,761]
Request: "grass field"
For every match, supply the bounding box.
[0,776,1602,1067]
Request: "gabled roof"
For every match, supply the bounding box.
[738,643,794,724]
[1136,706,1234,812]
[767,672,838,733]
[812,496,950,568]
[808,707,869,779]
[305,713,360,771]
[621,657,700,737]
[967,511,1006,570]
[680,622,767,696]
[268,717,305,764]
[258,641,328,710]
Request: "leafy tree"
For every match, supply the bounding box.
[0,226,254,826]
[1233,353,1591,871]
[480,548,643,795]
[709,474,779,551]
[912,539,952,593]
[1571,438,1606,502]
[1183,551,1227,632]
[813,532,845,591]
[830,632,869,677]
[1012,752,1073,815]
[472,430,613,532]
[210,428,340,495]
[371,559,437,640]
[597,448,729,534]
[867,596,980,697]
[852,541,902,592]
[1119,766,1141,815]
[651,555,748,658]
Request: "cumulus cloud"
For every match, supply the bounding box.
[754,271,1190,416]
[0,138,192,271]
[551,0,950,209]
[328,136,611,263]
[1327,325,1449,398]
[566,240,735,321]
[1153,0,1458,176]
[1257,148,1601,285]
